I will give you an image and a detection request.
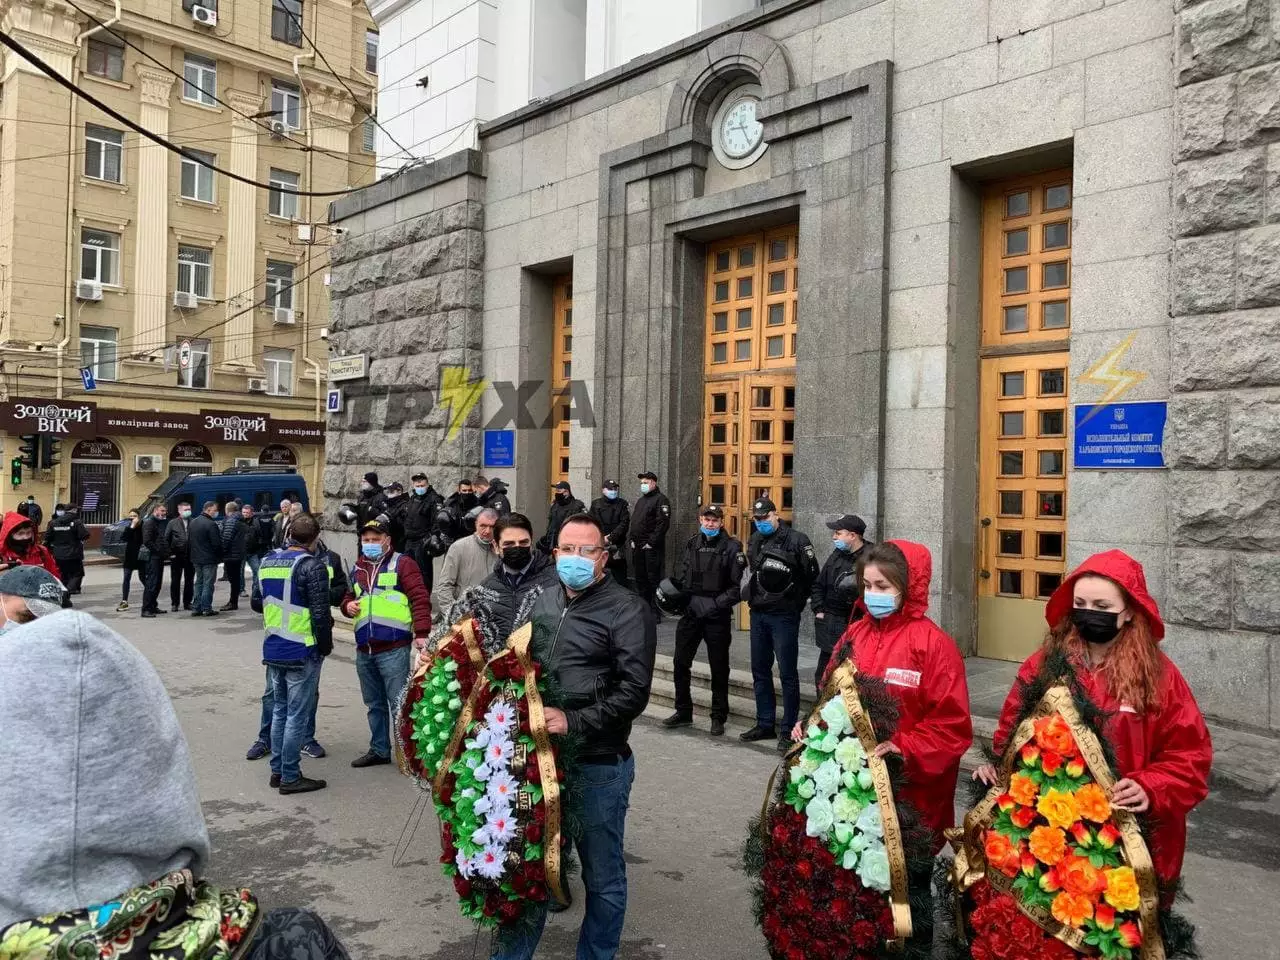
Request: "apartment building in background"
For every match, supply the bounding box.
[0,0,377,527]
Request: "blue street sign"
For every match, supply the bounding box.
[79,366,96,392]
[1073,401,1167,469]
[483,429,515,468]
[326,388,343,414]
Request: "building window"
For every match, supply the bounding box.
[86,37,124,81]
[365,30,378,73]
[80,228,120,285]
[177,337,210,389]
[176,245,213,299]
[271,0,303,46]
[84,124,123,182]
[362,115,376,152]
[182,53,217,105]
[268,168,299,219]
[182,0,218,10]
[271,80,302,130]
[79,325,118,381]
[264,347,294,396]
[265,260,295,309]
[179,149,216,202]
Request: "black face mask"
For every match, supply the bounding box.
[555,492,569,503]
[1071,608,1123,645]
[502,545,532,569]
[459,493,478,510]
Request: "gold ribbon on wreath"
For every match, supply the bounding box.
[429,619,489,794]
[949,684,1166,960]
[762,660,913,952]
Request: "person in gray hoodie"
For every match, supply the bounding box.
[0,610,350,959]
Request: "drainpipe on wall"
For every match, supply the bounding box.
[293,46,318,502]
[303,357,323,499]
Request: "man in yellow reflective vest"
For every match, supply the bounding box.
[258,514,334,795]
[341,519,433,768]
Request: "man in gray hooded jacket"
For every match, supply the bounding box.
[0,610,350,958]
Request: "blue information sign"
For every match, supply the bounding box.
[79,366,96,392]
[483,429,515,468]
[1073,401,1168,469]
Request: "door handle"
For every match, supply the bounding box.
[979,516,992,580]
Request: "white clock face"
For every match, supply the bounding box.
[720,97,764,159]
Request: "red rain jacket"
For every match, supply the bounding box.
[827,540,973,848]
[994,549,1212,885]
[0,511,60,579]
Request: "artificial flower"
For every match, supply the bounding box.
[813,760,842,798]
[1104,866,1141,912]
[1020,850,1038,877]
[1010,806,1037,830]
[797,749,822,774]
[1009,772,1039,807]
[1094,903,1116,931]
[1039,865,1062,893]
[1036,788,1080,831]
[1060,855,1106,898]
[1034,714,1077,757]
[1070,821,1093,848]
[833,821,854,845]
[473,845,506,880]
[483,736,515,767]
[1029,825,1067,866]
[485,811,517,844]
[1117,921,1143,948]
[1040,750,1064,776]
[820,697,852,736]
[1065,756,1086,778]
[1020,743,1041,766]
[1074,783,1112,823]
[833,790,866,823]
[484,700,515,730]
[857,846,892,892]
[855,802,883,839]
[857,767,874,790]
[834,735,865,769]
[797,779,816,800]
[996,793,1015,812]
[455,849,474,878]
[984,830,1016,874]
[1051,891,1093,928]
[841,847,860,870]
[805,796,835,837]
[1096,823,1121,849]
[789,766,806,785]
[815,731,841,754]
[486,771,519,806]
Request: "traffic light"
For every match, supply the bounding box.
[17,435,37,470]
[9,457,21,487]
[38,435,60,470]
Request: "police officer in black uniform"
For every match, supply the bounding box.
[811,514,870,691]
[538,481,585,553]
[627,470,670,613]
[660,504,745,736]
[739,497,819,752]
[403,472,444,590]
[588,480,630,588]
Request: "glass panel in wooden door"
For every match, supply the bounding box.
[550,275,573,485]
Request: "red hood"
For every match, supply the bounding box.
[1045,549,1164,640]
[0,511,34,543]
[888,539,932,619]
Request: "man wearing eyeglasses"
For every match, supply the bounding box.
[493,514,656,960]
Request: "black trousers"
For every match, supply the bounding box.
[815,648,833,694]
[58,557,85,593]
[631,544,664,612]
[407,539,433,591]
[224,560,244,608]
[170,555,195,610]
[606,553,628,589]
[142,554,166,613]
[673,609,733,722]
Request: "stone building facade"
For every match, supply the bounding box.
[326,0,1280,731]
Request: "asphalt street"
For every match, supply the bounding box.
[69,565,1280,960]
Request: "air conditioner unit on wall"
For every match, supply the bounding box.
[273,307,295,325]
[75,281,102,302]
[269,120,286,139]
[247,378,267,392]
[234,457,258,468]
[192,5,217,26]
[134,454,162,473]
[173,290,198,309]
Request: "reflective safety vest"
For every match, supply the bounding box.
[260,549,319,662]
[352,553,413,648]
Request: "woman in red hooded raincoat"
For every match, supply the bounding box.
[813,539,973,850]
[976,549,1212,888]
[0,512,60,579]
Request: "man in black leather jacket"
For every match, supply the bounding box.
[403,472,443,589]
[587,480,630,588]
[500,514,654,960]
[537,481,584,553]
[467,513,558,639]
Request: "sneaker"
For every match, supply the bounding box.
[301,740,326,759]
[738,724,775,743]
[116,601,129,612]
[269,773,281,788]
[279,776,327,794]
[661,712,693,729]
[350,751,392,768]
[246,740,270,761]
[710,719,726,737]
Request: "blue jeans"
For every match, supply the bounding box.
[258,660,323,744]
[355,645,412,758]
[493,753,635,960]
[247,553,263,594]
[749,610,802,731]
[266,658,322,783]
[193,563,218,613]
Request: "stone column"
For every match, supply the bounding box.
[223,90,261,366]
[132,65,175,355]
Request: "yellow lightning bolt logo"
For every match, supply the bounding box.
[1076,332,1147,425]
[438,365,486,442]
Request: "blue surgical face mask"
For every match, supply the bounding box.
[833,538,851,552]
[639,483,652,495]
[755,519,776,535]
[556,554,598,591]
[863,590,899,619]
[180,509,192,519]
[361,542,384,560]
[604,489,618,501]
[55,510,65,517]
[700,525,720,538]
[413,486,427,496]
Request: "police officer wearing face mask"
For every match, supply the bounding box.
[403,472,443,589]
[588,480,630,589]
[660,504,745,737]
[44,505,89,595]
[811,514,871,691]
[627,471,670,615]
[538,481,584,554]
[740,497,819,752]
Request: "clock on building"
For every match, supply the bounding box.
[711,84,767,169]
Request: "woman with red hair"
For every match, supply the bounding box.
[975,549,1213,886]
